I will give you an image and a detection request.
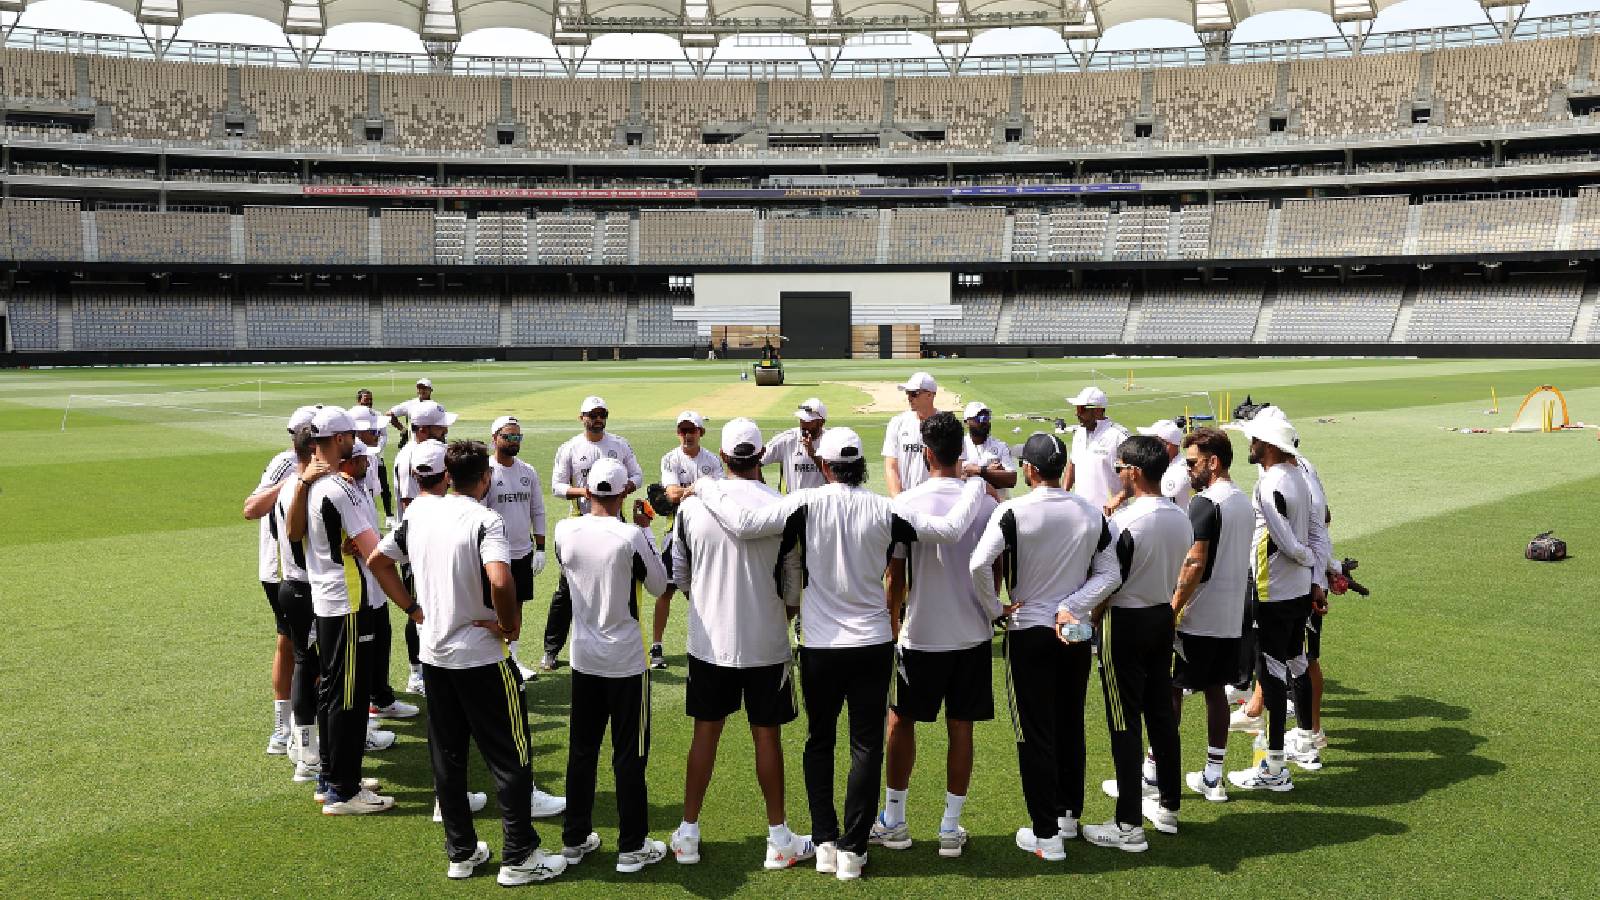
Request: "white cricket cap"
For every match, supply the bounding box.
[898,372,938,394]
[1226,418,1299,456]
[676,410,707,430]
[310,406,357,436]
[1067,386,1109,409]
[816,427,865,463]
[1138,419,1185,447]
[721,418,765,457]
[579,395,608,414]
[1253,405,1291,425]
[963,401,992,420]
[410,439,447,476]
[348,407,380,432]
[795,398,828,423]
[491,415,520,435]
[416,377,433,389]
[351,438,370,457]
[411,401,457,428]
[586,458,630,496]
[286,404,321,433]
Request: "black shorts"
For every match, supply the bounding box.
[1172,632,1242,690]
[511,553,534,604]
[262,580,290,637]
[1304,611,1325,661]
[685,655,797,727]
[891,642,995,723]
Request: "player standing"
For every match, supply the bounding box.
[1063,387,1130,513]
[650,411,723,670]
[883,372,944,497]
[762,398,830,493]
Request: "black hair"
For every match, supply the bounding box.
[1118,435,1169,487]
[1182,427,1233,469]
[920,411,965,466]
[418,472,448,490]
[292,425,316,463]
[724,453,762,476]
[827,458,868,487]
[445,440,491,488]
[355,389,373,403]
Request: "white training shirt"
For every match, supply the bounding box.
[486,457,547,560]
[1177,478,1253,638]
[671,479,800,668]
[762,427,828,493]
[969,486,1121,630]
[255,449,297,583]
[1107,496,1194,609]
[891,477,1001,652]
[348,477,389,609]
[660,445,724,488]
[1252,463,1316,602]
[362,443,384,501]
[691,477,988,649]
[963,434,1017,500]
[1297,456,1333,591]
[554,515,669,678]
[387,397,428,425]
[1159,454,1192,512]
[393,442,420,504]
[883,411,964,494]
[551,432,644,515]
[270,480,309,583]
[305,473,380,617]
[376,493,511,670]
[1069,419,1131,509]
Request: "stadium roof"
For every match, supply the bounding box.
[0,0,1511,46]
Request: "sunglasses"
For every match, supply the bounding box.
[970,414,991,423]
[497,433,523,442]
[1184,456,1206,470]
[584,411,609,419]
[905,391,926,399]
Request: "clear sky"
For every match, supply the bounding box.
[7,0,1600,59]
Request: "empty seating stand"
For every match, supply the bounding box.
[96,210,232,264]
[380,209,435,265]
[72,295,233,349]
[636,294,699,345]
[764,213,877,264]
[509,295,626,346]
[244,207,368,264]
[4,198,84,261]
[1277,196,1409,257]
[638,209,755,265]
[384,296,499,346]
[887,208,1004,263]
[1135,284,1263,343]
[927,291,1001,343]
[1407,276,1582,342]
[1416,194,1560,254]
[1009,287,1131,343]
[246,294,370,348]
[1264,283,1403,343]
[6,295,60,350]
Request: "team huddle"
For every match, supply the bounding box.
[242,371,1340,885]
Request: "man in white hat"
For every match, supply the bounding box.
[763,398,830,493]
[388,377,436,449]
[1063,386,1129,514]
[354,389,394,524]
[391,400,457,694]
[650,411,724,671]
[1130,419,1191,512]
[554,457,672,875]
[961,400,1017,499]
[884,372,951,497]
[1222,415,1318,792]
[688,427,989,881]
[543,396,644,672]
[484,416,549,683]
[242,404,321,757]
[665,418,813,871]
[339,439,421,725]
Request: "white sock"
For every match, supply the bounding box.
[883,788,908,828]
[273,700,290,734]
[1204,745,1226,782]
[678,819,700,839]
[940,792,966,832]
[508,639,519,661]
[1267,750,1286,774]
[768,823,792,846]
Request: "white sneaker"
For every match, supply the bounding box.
[814,841,838,874]
[670,827,701,864]
[1141,797,1178,834]
[498,848,567,885]
[365,729,397,751]
[616,838,668,874]
[868,814,912,850]
[292,762,321,783]
[937,826,969,858]
[1056,815,1079,840]
[835,849,867,881]
[516,659,540,681]
[1229,709,1263,733]
[765,833,816,869]
[432,792,488,822]
[1101,777,1158,799]
[1286,734,1324,771]
[530,788,566,818]
[562,832,601,864]
[1228,761,1294,792]
[314,777,380,803]
[322,788,395,815]
[1015,827,1065,861]
[1186,771,1229,803]
[539,653,559,672]
[266,731,290,755]
[405,670,427,694]
[1082,820,1149,853]
[370,700,419,719]
[447,841,492,879]
[1312,729,1329,749]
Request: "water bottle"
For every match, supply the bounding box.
[1058,620,1094,643]
[1251,732,1268,769]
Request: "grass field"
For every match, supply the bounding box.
[3,356,1597,898]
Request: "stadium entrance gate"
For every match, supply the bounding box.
[780,292,851,358]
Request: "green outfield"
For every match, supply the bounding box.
[3,356,1597,898]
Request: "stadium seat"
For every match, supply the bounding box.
[1010,286,1130,342]
[639,209,756,265]
[1407,276,1582,342]
[1136,283,1263,343]
[5,294,60,351]
[72,294,233,350]
[245,294,369,348]
[764,211,877,264]
[1265,282,1403,343]
[1153,63,1275,143]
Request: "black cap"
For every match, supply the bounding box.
[1021,432,1066,471]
